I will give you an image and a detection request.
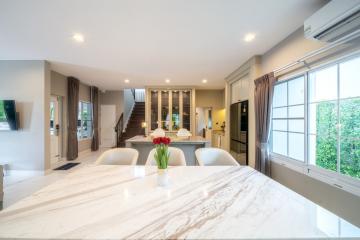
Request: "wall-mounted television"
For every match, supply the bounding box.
[0,100,19,131]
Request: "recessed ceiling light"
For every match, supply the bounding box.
[202,79,208,83]
[165,79,170,83]
[73,33,84,43]
[244,33,255,42]
[124,79,130,83]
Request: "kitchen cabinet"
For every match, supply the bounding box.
[230,75,249,104]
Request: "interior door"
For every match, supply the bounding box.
[101,105,116,148]
[50,96,60,165]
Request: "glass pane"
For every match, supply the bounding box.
[340,56,360,99]
[82,120,92,138]
[272,131,287,156]
[288,105,304,118]
[272,120,287,131]
[82,103,92,121]
[150,91,158,130]
[308,134,337,172]
[272,107,287,118]
[273,82,287,107]
[309,102,337,135]
[289,132,304,161]
[309,65,337,102]
[182,91,191,131]
[172,91,180,130]
[288,119,304,133]
[161,91,169,131]
[78,102,82,120]
[288,76,304,105]
[339,98,360,179]
[340,137,360,179]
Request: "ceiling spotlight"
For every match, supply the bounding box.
[244,33,255,42]
[165,79,170,83]
[124,79,130,83]
[202,79,208,83]
[73,33,84,43]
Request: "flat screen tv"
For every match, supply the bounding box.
[0,100,19,131]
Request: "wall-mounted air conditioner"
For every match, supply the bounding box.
[304,0,360,42]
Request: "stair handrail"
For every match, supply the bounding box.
[131,89,136,100]
[115,113,124,147]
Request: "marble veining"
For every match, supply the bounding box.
[0,165,359,239]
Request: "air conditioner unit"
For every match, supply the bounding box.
[304,0,360,42]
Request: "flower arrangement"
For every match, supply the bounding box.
[152,137,171,169]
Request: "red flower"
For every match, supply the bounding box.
[152,137,171,145]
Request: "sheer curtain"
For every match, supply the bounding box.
[254,72,276,176]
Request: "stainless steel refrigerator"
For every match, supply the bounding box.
[230,100,248,165]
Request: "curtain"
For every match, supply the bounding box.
[91,86,99,151]
[254,72,276,176]
[67,77,80,160]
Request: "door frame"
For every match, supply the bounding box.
[50,95,64,165]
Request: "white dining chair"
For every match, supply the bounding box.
[145,147,187,166]
[195,148,239,166]
[95,148,139,165]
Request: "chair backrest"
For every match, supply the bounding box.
[146,147,186,166]
[195,148,239,166]
[95,148,138,165]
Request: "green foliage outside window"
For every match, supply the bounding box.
[315,99,360,179]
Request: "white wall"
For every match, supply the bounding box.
[0,60,50,171]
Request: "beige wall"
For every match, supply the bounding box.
[261,27,325,74]
[195,90,226,131]
[272,162,360,227]
[225,27,360,227]
[0,60,50,171]
[100,90,124,120]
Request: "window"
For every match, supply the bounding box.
[271,55,360,182]
[309,57,360,179]
[77,101,93,139]
[272,76,305,161]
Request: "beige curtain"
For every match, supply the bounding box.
[67,77,79,160]
[91,86,99,151]
[254,72,276,176]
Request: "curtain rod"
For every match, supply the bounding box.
[273,29,360,74]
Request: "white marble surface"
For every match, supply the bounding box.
[0,165,359,239]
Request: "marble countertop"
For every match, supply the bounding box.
[126,135,209,144]
[0,165,359,239]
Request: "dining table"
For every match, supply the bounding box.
[0,165,359,239]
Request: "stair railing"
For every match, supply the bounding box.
[115,113,124,147]
[131,89,136,100]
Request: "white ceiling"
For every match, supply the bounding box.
[0,0,325,90]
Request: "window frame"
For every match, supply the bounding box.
[271,74,306,162]
[77,101,93,140]
[270,53,360,197]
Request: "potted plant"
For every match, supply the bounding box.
[152,137,171,186]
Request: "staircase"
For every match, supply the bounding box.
[117,102,145,147]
